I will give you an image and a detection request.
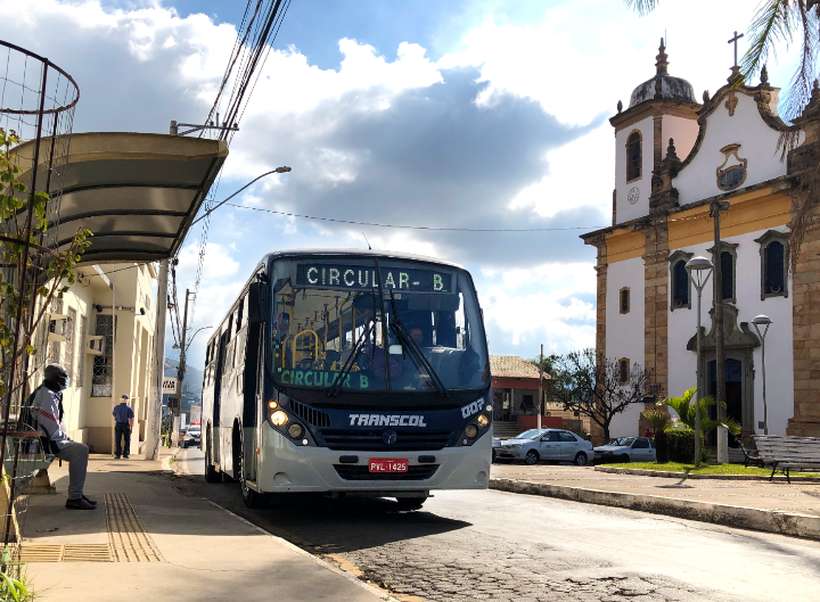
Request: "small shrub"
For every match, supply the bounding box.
[665,423,695,463]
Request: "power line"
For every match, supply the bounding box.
[224,202,604,232]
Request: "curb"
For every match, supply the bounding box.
[489,478,820,542]
[595,466,820,482]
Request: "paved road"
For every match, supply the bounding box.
[173,448,820,601]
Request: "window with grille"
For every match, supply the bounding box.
[64,308,76,382]
[671,260,690,308]
[92,314,115,397]
[77,315,87,388]
[626,131,642,181]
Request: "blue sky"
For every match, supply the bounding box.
[0,0,806,370]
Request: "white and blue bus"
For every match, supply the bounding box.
[201,250,492,510]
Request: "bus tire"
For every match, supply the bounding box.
[204,427,220,483]
[395,496,427,511]
[234,425,264,508]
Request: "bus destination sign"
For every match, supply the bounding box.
[296,263,452,293]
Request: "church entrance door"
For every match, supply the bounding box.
[707,358,743,446]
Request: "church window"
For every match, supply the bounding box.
[708,243,738,304]
[618,358,630,384]
[669,251,693,310]
[755,230,789,299]
[720,250,735,302]
[626,131,642,182]
[619,287,630,314]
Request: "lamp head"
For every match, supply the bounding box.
[685,256,713,272]
[752,314,772,327]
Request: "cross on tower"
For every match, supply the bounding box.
[728,30,744,68]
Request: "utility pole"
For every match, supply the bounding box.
[711,199,730,463]
[143,259,168,460]
[172,288,191,447]
[537,344,544,430]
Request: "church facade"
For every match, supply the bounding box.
[582,40,820,440]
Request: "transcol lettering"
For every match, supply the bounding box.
[348,414,429,427]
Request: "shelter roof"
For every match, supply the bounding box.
[12,132,227,262]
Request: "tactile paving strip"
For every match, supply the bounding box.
[104,492,163,562]
[15,543,113,563]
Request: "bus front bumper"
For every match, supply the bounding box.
[256,432,491,494]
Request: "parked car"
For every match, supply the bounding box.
[593,437,655,463]
[181,427,201,449]
[493,428,594,466]
[492,437,501,462]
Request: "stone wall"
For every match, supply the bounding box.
[643,217,670,400]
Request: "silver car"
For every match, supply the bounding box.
[593,437,655,463]
[494,429,594,466]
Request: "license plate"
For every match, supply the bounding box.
[368,458,409,473]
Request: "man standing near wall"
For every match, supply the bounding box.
[113,394,135,459]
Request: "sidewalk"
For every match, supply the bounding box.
[19,451,388,602]
[491,464,820,540]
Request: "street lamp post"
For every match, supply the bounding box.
[751,314,772,436]
[686,256,713,465]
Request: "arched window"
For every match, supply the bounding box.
[618,358,630,384]
[619,287,631,314]
[626,131,642,181]
[756,230,789,299]
[669,251,693,310]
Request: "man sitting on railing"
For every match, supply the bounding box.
[31,364,96,510]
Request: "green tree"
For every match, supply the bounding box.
[627,1,819,120]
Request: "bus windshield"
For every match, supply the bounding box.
[270,257,489,394]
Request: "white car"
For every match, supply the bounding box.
[493,429,594,466]
[593,437,656,463]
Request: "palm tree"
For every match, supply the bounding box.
[627,1,819,120]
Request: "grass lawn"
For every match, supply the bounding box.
[603,462,820,478]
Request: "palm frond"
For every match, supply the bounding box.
[781,0,819,120]
[741,0,794,81]
[625,0,660,16]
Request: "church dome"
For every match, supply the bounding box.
[629,39,696,108]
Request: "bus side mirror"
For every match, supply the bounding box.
[248,281,269,324]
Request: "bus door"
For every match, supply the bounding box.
[212,329,229,463]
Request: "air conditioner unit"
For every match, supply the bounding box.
[84,335,104,356]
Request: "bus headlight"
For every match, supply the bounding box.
[270,410,289,427]
[477,414,490,428]
[287,423,304,439]
[464,424,478,439]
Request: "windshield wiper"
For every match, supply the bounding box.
[327,319,374,398]
[385,287,448,398]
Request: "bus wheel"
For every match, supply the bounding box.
[395,496,427,511]
[204,428,220,483]
[235,428,263,508]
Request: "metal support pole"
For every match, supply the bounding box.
[761,337,768,435]
[711,199,729,463]
[142,259,168,460]
[695,286,703,465]
[172,289,191,447]
[537,344,544,430]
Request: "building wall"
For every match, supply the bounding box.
[614,115,654,223]
[37,263,158,454]
[666,226,794,434]
[662,114,699,162]
[674,94,791,205]
[604,256,646,437]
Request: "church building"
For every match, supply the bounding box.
[582,39,820,441]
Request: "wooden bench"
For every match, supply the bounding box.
[752,435,820,483]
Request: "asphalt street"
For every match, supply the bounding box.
[173,448,820,601]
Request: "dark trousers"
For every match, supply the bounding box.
[115,423,131,458]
